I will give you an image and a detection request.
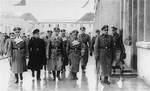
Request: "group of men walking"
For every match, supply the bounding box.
[7,25,125,85]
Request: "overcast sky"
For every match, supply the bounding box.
[0,0,95,22]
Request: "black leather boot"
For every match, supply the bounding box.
[74,73,78,80]
[104,76,110,85]
[81,65,86,73]
[37,70,41,80]
[57,71,61,80]
[52,71,56,81]
[20,73,23,81]
[15,74,19,83]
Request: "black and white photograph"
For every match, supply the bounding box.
[0,0,150,91]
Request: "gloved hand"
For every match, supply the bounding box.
[95,56,99,61]
[46,56,49,60]
[90,52,93,56]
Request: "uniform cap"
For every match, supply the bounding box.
[72,30,79,34]
[13,27,21,33]
[33,29,40,34]
[111,26,117,31]
[95,29,100,33]
[54,27,60,32]
[47,30,53,33]
[80,27,86,31]
[61,29,66,32]
[101,25,109,31]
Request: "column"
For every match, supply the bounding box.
[137,0,144,41]
[144,0,150,41]
[131,0,138,70]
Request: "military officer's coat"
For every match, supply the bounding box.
[46,36,63,71]
[94,34,114,76]
[66,37,82,73]
[78,33,91,68]
[112,32,125,66]
[8,36,27,73]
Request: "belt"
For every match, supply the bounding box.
[51,47,61,49]
[99,47,111,49]
[51,48,61,51]
[12,47,24,50]
[70,48,80,51]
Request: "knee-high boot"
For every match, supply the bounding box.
[20,73,23,80]
[52,71,56,81]
[57,71,60,80]
[74,72,78,80]
[15,74,19,83]
[104,76,110,84]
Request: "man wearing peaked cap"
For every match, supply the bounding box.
[94,25,114,84]
[66,29,82,80]
[43,30,53,72]
[79,26,91,73]
[111,26,126,73]
[46,27,63,81]
[60,29,69,73]
[9,27,27,83]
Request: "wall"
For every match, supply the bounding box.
[94,0,121,31]
[137,42,150,85]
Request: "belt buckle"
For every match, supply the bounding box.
[75,48,77,51]
[36,48,39,51]
[18,48,20,50]
[105,47,108,49]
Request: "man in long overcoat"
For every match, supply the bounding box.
[66,30,82,80]
[46,27,63,81]
[79,27,91,73]
[28,29,46,80]
[8,27,27,83]
[94,25,114,84]
[111,27,126,73]
[91,29,100,53]
[60,29,68,73]
[43,30,53,72]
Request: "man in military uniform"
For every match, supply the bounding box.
[8,27,27,83]
[94,25,114,84]
[111,27,126,73]
[60,29,68,73]
[46,27,63,81]
[91,29,100,54]
[79,27,91,73]
[66,30,82,80]
[43,30,53,72]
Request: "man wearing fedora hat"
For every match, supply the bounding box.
[79,27,91,73]
[95,25,114,84]
[28,29,46,80]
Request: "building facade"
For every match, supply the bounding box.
[95,0,150,85]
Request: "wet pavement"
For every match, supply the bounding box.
[0,56,150,91]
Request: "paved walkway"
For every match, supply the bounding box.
[0,56,150,91]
